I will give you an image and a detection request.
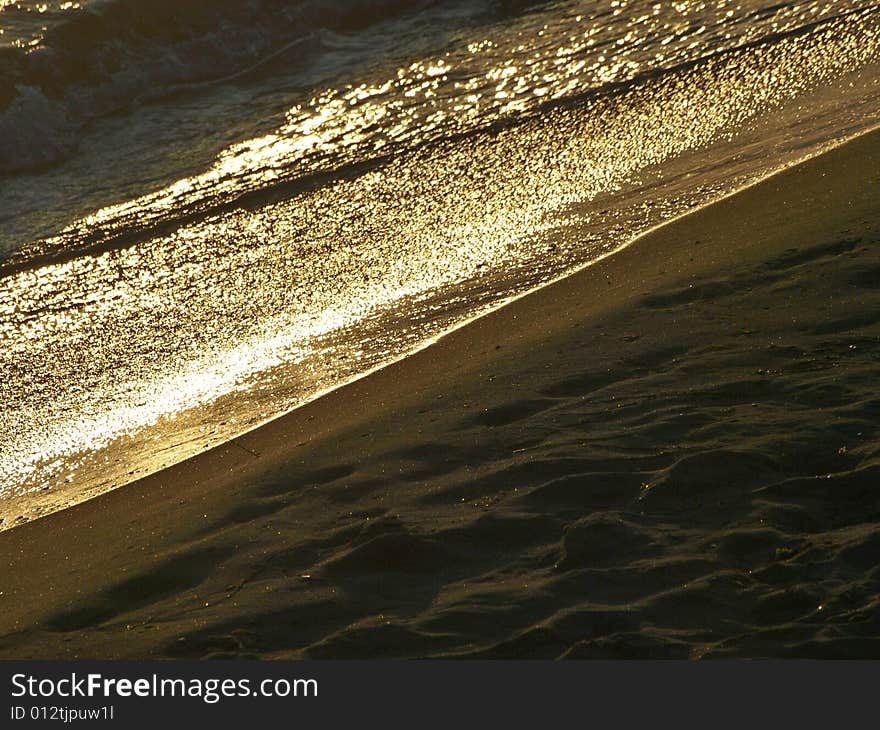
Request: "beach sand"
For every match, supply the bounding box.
[1,128,879,659]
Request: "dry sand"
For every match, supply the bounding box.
[1,129,879,659]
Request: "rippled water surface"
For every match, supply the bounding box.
[2,0,880,525]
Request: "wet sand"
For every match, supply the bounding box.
[1,128,879,659]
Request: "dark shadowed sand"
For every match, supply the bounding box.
[1,129,879,659]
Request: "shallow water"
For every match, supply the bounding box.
[1,0,880,523]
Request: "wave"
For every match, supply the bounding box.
[3,1,877,276]
[0,0,481,173]
[1,0,871,179]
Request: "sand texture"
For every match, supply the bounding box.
[1,130,879,659]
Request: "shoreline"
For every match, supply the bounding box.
[1,126,879,658]
[4,124,876,533]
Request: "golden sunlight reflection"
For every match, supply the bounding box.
[1,0,880,522]
[32,0,878,254]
